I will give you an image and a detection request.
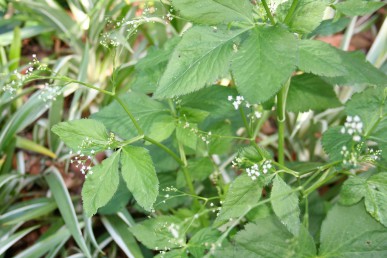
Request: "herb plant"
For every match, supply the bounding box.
[3,0,387,257]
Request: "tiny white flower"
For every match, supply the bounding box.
[228,96,233,101]
[353,135,361,142]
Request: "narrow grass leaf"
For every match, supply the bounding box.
[0,225,39,255]
[45,167,91,258]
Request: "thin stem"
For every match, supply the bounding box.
[284,0,299,25]
[143,136,183,166]
[113,95,144,135]
[261,0,275,25]
[276,79,291,166]
[118,134,144,147]
[272,161,299,177]
[239,107,252,138]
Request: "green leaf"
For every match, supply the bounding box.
[154,26,250,99]
[335,0,386,16]
[236,217,316,258]
[345,87,387,158]
[319,203,387,257]
[298,40,347,77]
[345,87,387,136]
[309,17,351,37]
[130,216,185,249]
[187,157,214,182]
[325,51,387,86]
[92,92,175,142]
[216,174,263,221]
[322,126,352,161]
[287,74,341,113]
[232,25,297,103]
[131,38,179,94]
[81,151,121,217]
[121,145,159,212]
[188,228,220,257]
[51,119,110,154]
[278,0,329,34]
[176,123,198,150]
[171,0,253,25]
[271,175,301,236]
[340,173,387,227]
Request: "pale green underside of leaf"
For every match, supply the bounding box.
[298,40,347,77]
[278,0,329,34]
[51,119,109,153]
[188,228,220,257]
[271,175,300,236]
[91,92,175,142]
[232,25,297,103]
[319,203,387,257]
[340,173,387,227]
[287,74,341,113]
[121,145,158,212]
[235,217,316,258]
[172,0,254,25]
[154,26,251,99]
[82,151,121,217]
[216,173,263,221]
[130,216,185,249]
[335,0,386,16]
[322,126,352,161]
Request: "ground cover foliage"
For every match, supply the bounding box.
[1,0,387,257]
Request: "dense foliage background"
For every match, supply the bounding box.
[0,0,387,257]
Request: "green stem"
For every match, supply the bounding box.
[272,161,299,177]
[276,79,290,166]
[143,136,183,166]
[119,134,145,147]
[284,0,299,25]
[113,95,144,135]
[239,107,252,138]
[261,0,276,25]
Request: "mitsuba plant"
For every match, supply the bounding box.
[50,0,387,257]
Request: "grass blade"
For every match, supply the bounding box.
[101,215,144,258]
[45,167,92,258]
[16,136,56,158]
[0,225,39,255]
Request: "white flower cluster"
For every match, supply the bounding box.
[69,148,95,178]
[2,54,48,96]
[246,160,272,180]
[228,95,246,110]
[341,115,363,142]
[227,95,262,119]
[38,83,61,107]
[180,120,212,145]
[341,145,382,167]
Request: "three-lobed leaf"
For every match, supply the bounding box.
[121,145,159,212]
